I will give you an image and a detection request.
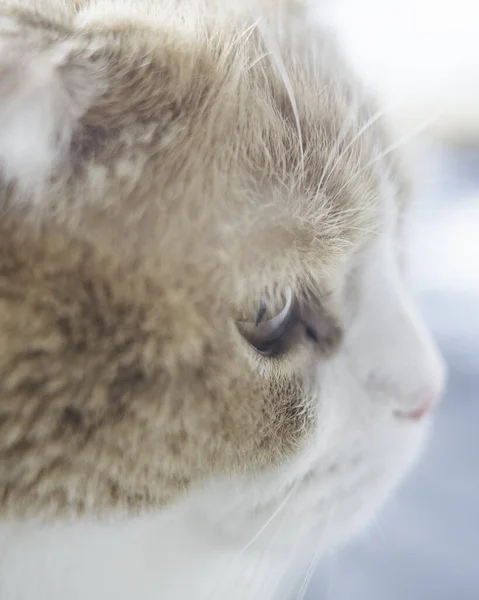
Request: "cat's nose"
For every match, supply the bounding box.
[397,396,435,421]
[395,379,446,422]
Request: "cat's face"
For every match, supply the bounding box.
[0,0,445,557]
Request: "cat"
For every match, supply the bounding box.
[0,1,446,598]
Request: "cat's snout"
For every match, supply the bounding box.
[395,392,438,421]
[395,364,447,422]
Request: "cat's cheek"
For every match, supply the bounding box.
[307,422,429,553]
[289,369,433,546]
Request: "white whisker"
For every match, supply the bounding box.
[372,515,387,542]
[295,504,337,600]
[257,18,304,173]
[318,102,401,196]
[295,539,322,600]
[365,112,442,167]
[315,97,361,195]
[240,484,297,555]
[231,18,261,51]
[215,482,299,598]
[328,112,443,205]
[247,51,272,72]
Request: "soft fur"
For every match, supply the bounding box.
[0,1,445,598]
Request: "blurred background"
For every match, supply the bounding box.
[305,1,479,599]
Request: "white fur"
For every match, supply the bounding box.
[0,19,102,195]
[0,51,65,193]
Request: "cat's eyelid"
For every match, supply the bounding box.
[255,298,268,326]
[255,288,293,333]
[237,288,293,352]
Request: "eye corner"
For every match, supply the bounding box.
[300,304,343,355]
[305,326,319,343]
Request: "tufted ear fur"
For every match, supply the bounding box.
[0,16,106,196]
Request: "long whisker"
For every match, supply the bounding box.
[257,18,305,173]
[366,112,442,167]
[295,502,337,600]
[250,493,304,598]
[371,514,387,542]
[215,481,299,598]
[318,101,401,196]
[247,51,272,72]
[231,18,261,51]
[315,96,361,194]
[295,538,323,600]
[239,483,297,555]
[328,112,443,205]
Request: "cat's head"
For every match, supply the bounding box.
[0,0,445,551]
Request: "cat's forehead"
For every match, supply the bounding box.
[66,15,393,295]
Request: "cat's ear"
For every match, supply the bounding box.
[0,16,106,196]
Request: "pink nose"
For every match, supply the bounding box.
[404,401,433,421]
[396,390,441,422]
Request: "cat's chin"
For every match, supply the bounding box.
[184,409,431,561]
[0,417,430,600]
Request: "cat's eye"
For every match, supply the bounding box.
[236,289,294,356]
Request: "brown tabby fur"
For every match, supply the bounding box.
[0,0,407,518]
